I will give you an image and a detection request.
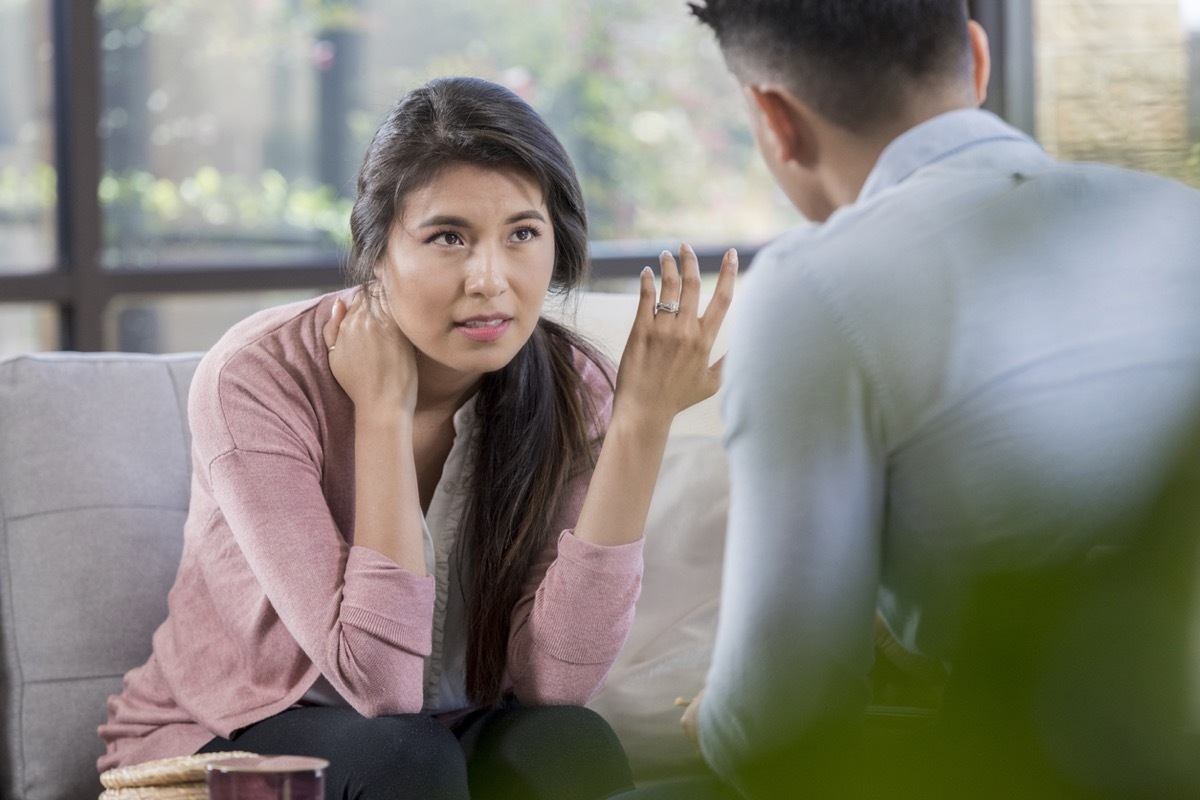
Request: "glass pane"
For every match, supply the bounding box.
[0,0,56,274]
[99,0,795,271]
[104,289,337,353]
[1034,0,1200,188]
[0,303,58,357]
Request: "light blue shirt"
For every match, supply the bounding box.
[701,109,1200,785]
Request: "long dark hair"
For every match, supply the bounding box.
[346,76,609,706]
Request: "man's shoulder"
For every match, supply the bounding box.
[763,156,1198,276]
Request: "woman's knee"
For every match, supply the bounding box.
[342,713,468,797]
[466,704,633,799]
[493,705,624,752]
[359,712,462,760]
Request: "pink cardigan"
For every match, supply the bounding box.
[98,292,643,770]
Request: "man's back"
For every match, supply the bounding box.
[706,109,1200,784]
[805,112,1200,653]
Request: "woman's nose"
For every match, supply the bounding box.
[465,249,507,297]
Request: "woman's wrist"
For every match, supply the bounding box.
[353,404,415,434]
[608,399,675,441]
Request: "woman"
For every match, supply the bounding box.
[99,76,736,798]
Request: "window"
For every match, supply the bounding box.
[1032,0,1200,187]
[17,2,1197,354]
[97,0,795,269]
[5,0,804,353]
[0,0,55,275]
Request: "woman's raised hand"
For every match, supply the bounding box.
[323,286,420,418]
[614,244,738,428]
[571,244,736,548]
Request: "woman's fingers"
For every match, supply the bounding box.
[700,247,739,338]
[323,297,347,352]
[324,289,372,360]
[322,300,342,348]
[658,248,681,311]
[636,265,658,324]
[676,243,703,318]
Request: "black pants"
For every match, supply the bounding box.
[198,701,634,800]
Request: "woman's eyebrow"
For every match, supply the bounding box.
[416,214,471,229]
[415,209,546,229]
[507,210,547,224]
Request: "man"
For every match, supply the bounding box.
[643,2,1200,797]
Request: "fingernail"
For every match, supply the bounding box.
[642,266,652,276]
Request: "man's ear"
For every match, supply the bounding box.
[967,19,991,106]
[747,85,817,168]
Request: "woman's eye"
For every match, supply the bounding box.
[511,226,540,243]
[431,231,463,246]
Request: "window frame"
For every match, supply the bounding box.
[2,0,1023,352]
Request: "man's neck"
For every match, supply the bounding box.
[809,90,978,220]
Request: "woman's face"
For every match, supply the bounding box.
[375,163,556,391]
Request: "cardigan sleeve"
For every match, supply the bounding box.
[506,351,645,705]
[191,344,435,716]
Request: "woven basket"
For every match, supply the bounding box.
[98,783,208,800]
[99,751,260,797]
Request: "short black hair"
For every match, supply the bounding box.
[689,0,972,130]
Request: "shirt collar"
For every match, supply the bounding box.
[858,109,1041,203]
[451,392,479,435]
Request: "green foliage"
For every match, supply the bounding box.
[368,0,791,245]
[99,167,351,248]
[38,0,1200,261]
[77,0,801,257]
[294,0,362,32]
[0,164,56,220]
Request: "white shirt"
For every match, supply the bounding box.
[701,109,1200,785]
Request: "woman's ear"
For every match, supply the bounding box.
[747,85,817,168]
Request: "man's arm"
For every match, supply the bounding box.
[698,262,886,791]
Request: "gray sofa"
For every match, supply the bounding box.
[0,353,201,799]
[0,292,733,799]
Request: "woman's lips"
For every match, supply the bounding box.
[455,317,511,342]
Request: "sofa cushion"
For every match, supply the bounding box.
[0,352,201,800]
[545,289,729,438]
[587,434,728,778]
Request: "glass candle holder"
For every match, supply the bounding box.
[205,755,328,800]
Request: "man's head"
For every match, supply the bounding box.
[689,0,976,132]
[690,1,989,220]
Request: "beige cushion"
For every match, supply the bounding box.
[586,435,727,777]
[545,290,730,438]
